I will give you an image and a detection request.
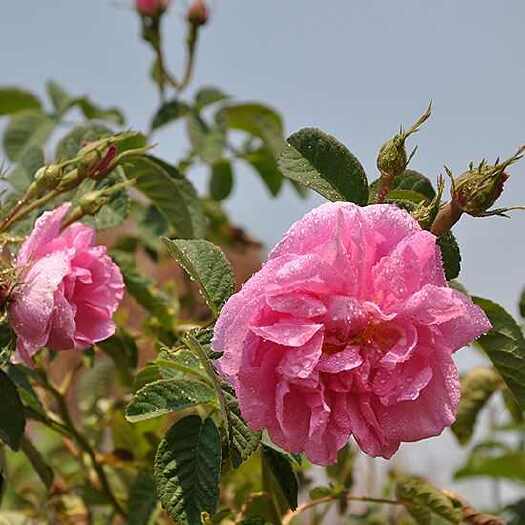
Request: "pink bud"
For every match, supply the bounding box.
[187,0,209,26]
[136,0,170,17]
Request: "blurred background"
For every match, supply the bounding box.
[2,0,524,509]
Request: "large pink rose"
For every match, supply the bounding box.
[9,203,124,365]
[214,202,491,465]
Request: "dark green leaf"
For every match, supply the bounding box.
[3,111,55,162]
[0,87,41,115]
[209,160,234,201]
[221,381,261,467]
[519,288,525,319]
[217,103,284,158]
[451,367,502,445]
[126,379,216,422]
[6,365,45,416]
[472,297,525,409]
[244,148,283,197]
[125,156,207,239]
[20,436,54,489]
[369,169,435,202]
[0,370,26,450]
[154,416,221,525]
[151,99,191,130]
[128,471,158,525]
[278,127,368,204]
[195,87,229,110]
[163,239,235,317]
[437,231,461,281]
[262,445,298,513]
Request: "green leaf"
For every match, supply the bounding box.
[6,365,45,416]
[125,156,207,239]
[395,476,462,524]
[3,111,55,162]
[0,370,26,450]
[5,145,45,193]
[217,103,284,158]
[519,288,525,319]
[55,122,112,161]
[0,87,41,116]
[154,416,221,525]
[278,127,368,204]
[195,87,229,110]
[20,436,54,490]
[209,160,234,201]
[46,80,125,125]
[244,148,284,197]
[151,99,191,130]
[261,445,298,514]
[163,239,235,317]
[187,114,226,164]
[126,379,216,422]
[369,169,436,202]
[451,367,502,445]
[472,297,525,409]
[112,250,178,330]
[221,381,261,468]
[437,231,461,281]
[128,471,158,525]
[455,448,525,484]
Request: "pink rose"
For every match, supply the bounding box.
[136,0,170,17]
[214,202,491,465]
[9,203,124,365]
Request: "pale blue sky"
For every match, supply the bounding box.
[2,0,525,506]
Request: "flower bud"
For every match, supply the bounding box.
[136,0,170,17]
[187,0,209,26]
[26,164,63,199]
[376,102,432,181]
[412,176,445,230]
[451,145,525,217]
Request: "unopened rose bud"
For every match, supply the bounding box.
[452,145,525,217]
[136,0,170,17]
[377,102,432,181]
[412,176,445,230]
[26,165,63,199]
[187,0,209,26]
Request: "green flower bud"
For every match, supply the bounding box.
[451,145,525,217]
[412,176,445,230]
[26,164,63,199]
[376,102,432,180]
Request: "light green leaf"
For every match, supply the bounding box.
[195,87,229,110]
[112,250,178,330]
[125,156,207,239]
[455,448,525,484]
[0,87,41,116]
[3,110,55,162]
[217,103,284,158]
[0,370,26,451]
[209,160,234,201]
[472,297,525,409]
[151,99,191,131]
[187,114,226,164]
[437,231,461,281]
[47,80,125,124]
[395,476,462,524]
[244,148,284,197]
[451,367,502,445]
[128,471,158,525]
[5,145,45,193]
[126,379,216,422]
[154,416,221,525]
[55,122,112,161]
[163,239,235,317]
[278,127,368,204]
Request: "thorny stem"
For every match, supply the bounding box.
[430,200,463,236]
[0,189,62,233]
[281,493,402,525]
[41,378,126,517]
